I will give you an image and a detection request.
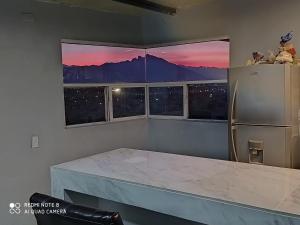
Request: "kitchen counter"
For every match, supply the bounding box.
[51,148,300,225]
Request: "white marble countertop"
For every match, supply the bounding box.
[53,148,300,217]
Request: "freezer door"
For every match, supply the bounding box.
[234,125,292,168]
[229,65,292,126]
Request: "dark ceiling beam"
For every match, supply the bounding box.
[112,0,177,15]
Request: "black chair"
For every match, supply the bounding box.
[30,193,124,225]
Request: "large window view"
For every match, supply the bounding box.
[61,40,229,126]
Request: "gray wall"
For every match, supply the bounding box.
[146,119,228,160]
[0,1,146,225]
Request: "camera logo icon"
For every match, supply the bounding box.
[9,203,21,214]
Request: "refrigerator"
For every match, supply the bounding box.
[228,64,300,168]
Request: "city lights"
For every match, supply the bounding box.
[112,88,121,93]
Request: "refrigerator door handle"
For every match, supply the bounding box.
[231,125,239,161]
[230,80,239,161]
[230,80,238,124]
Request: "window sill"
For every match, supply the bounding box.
[64,116,227,129]
[148,117,228,124]
[65,117,147,129]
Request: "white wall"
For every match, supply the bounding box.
[142,0,300,159]
[0,1,146,225]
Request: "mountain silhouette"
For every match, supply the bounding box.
[63,54,227,83]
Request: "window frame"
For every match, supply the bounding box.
[63,80,228,128]
[108,83,148,122]
[147,80,227,121]
[186,80,228,123]
[147,82,188,120]
[63,83,110,128]
[61,38,229,128]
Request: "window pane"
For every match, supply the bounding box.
[188,83,227,120]
[64,87,106,125]
[62,43,146,84]
[149,86,184,116]
[146,41,229,82]
[112,87,145,118]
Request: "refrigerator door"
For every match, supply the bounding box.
[233,124,294,168]
[229,65,292,126]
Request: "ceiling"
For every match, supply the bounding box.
[36,0,207,15]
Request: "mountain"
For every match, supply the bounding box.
[63,54,227,83]
[63,56,146,83]
[145,54,227,82]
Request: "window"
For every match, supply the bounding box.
[111,87,146,119]
[145,40,229,120]
[188,83,227,120]
[149,86,184,117]
[62,42,147,126]
[61,40,229,126]
[64,87,107,126]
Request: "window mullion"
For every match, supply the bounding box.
[146,85,149,118]
[183,84,188,119]
[108,86,113,122]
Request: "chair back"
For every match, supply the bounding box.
[30,193,124,225]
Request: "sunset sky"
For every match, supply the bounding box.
[62,44,145,66]
[62,41,229,68]
[147,41,229,68]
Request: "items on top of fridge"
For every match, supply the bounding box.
[246,31,299,66]
[246,52,265,65]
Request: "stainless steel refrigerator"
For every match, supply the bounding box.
[229,64,300,168]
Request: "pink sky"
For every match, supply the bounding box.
[147,41,229,68]
[62,41,229,68]
[62,44,145,66]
